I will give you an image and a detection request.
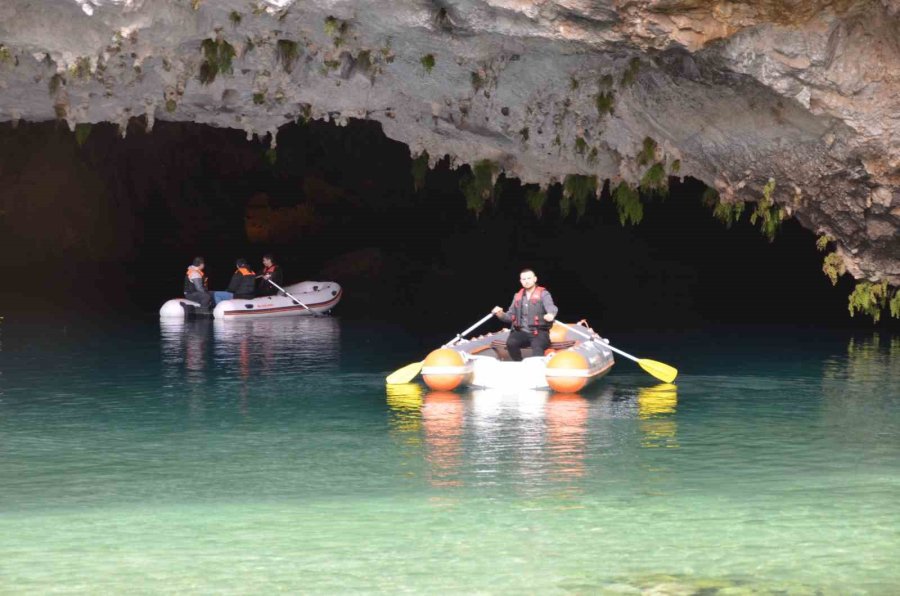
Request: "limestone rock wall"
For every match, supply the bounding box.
[0,0,897,283]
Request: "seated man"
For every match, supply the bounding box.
[491,268,558,361]
[256,253,283,296]
[213,258,257,304]
[184,257,212,309]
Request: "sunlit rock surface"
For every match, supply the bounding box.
[0,0,897,282]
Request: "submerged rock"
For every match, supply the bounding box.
[0,0,897,284]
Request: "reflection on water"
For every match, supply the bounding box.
[822,333,900,447]
[212,316,341,373]
[423,391,465,487]
[161,317,341,377]
[638,384,679,449]
[385,383,423,436]
[160,317,342,415]
[160,319,213,386]
[383,384,678,489]
[546,394,589,480]
[3,322,900,593]
[823,333,900,382]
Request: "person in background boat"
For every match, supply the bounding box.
[184,257,212,309]
[212,258,257,304]
[492,268,558,361]
[256,253,283,296]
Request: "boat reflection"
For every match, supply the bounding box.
[160,318,212,386]
[545,393,589,479]
[637,383,679,449]
[161,317,341,414]
[422,391,465,487]
[383,382,681,488]
[211,316,341,376]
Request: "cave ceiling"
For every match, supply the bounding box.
[0,0,898,284]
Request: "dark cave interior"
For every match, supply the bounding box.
[0,118,889,332]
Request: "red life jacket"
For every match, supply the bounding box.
[263,264,276,275]
[511,286,547,335]
[236,266,256,277]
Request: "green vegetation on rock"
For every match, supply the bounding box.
[816,234,834,252]
[640,162,668,196]
[297,102,312,123]
[636,137,657,166]
[420,54,435,73]
[613,182,643,226]
[70,57,91,79]
[198,37,236,85]
[229,11,241,26]
[470,71,484,93]
[411,151,428,192]
[0,45,12,64]
[48,73,64,96]
[276,40,299,73]
[703,187,745,228]
[848,281,890,323]
[561,175,597,219]
[526,187,547,218]
[822,252,846,286]
[461,160,498,216]
[575,136,587,155]
[324,16,349,47]
[74,123,91,147]
[750,178,785,241]
[595,90,614,116]
[253,92,266,105]
[621,57,641,87]
[165,99,177,113]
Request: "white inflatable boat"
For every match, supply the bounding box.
[420,321,614,393]
[159,281,342,319]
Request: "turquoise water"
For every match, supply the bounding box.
[1,317,898,594]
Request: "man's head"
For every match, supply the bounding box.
[235,258,248,269]
[519,268,537,290]
[262,253,274,268]
[192,256,205,269]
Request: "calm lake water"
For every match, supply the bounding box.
[1,315,898,594]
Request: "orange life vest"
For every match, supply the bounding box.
[184,266,208,291]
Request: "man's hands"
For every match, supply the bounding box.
[543,313,555,322]
[492,306,504,317]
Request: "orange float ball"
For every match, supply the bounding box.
[549,322,569,344]
[546,350,589,393]
[422,348,466,391]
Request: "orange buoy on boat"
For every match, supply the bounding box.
[545,350,590,393]
[421,348,472,391]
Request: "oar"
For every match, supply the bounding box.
[265,279,317,316]
[385,312,495,385]
[554,321,678,383]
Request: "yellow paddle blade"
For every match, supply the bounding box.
[385,361,423,385]
[638,359,678,383]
